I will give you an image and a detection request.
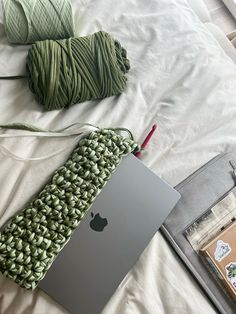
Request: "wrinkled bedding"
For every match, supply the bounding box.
[1,0,236,312]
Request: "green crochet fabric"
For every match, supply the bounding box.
[0,129,139,289]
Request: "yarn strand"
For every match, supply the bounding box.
[0,75,27,79]
[0,123,135,161]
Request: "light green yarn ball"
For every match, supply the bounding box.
[2,0,74,44]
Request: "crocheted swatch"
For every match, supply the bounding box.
[0,129,139,289]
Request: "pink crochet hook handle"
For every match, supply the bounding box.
[135,124,157,158]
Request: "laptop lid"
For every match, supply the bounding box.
[39,154,180,313]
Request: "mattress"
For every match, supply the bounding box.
[0,0,235,313]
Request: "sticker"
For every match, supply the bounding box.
[226,262,236,291]
[214,240,231,262]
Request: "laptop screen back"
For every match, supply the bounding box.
[39,154,180,313]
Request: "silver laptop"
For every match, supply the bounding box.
[39,154,180,313]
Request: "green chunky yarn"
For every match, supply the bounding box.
[0,129,139,289]
[26,31,130,110]
[2,0,74,44]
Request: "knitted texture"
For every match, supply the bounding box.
[0,129,139,289]
[26,31,130,110]
[2,0,74,44]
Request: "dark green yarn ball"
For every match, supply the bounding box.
[26,31,130,111]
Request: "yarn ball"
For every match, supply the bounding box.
[26,31,130,110]
[2,0,74,44]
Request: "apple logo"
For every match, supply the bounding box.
[90,212,108,232]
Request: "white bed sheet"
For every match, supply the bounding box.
[1,0,235,312]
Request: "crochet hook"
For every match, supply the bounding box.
[135,124,157,158]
